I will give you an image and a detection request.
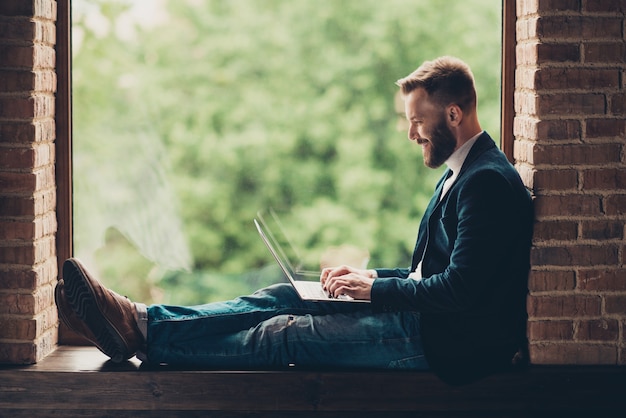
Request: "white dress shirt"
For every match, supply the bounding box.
[409,131,484,281]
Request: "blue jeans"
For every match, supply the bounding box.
[143,283,428,370]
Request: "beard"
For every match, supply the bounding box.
[423,117,457,168]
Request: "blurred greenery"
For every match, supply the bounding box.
[72,0,502,305]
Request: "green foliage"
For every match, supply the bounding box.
[72,0,502,305]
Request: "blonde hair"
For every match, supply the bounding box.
[396,56,477,113]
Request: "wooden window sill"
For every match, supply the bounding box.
[0,346,624,417]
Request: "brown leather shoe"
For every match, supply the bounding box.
[62,258,144,363]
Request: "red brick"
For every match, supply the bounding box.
[576,319,620,341]
[34,69,56,92]
[0,2,35,15]
[0,172,37,193]
[533,194,603,217]
[0,0,56,18]
[0,258,58,290]
[0,95,54,119]
[0,119,57,144]
[0,18,35,41]
[535,68,619,90]
[530,342,618,364]
[32,44,56,70]
[515,67,538,90]
[532,169,578,191]
[1,143,56,171]
[536,16,623,39]
[0,121,37,143]
[0,95,30,118]
[528,270,576,292]
[582,17,624,38]
[34,0,57,20]
[585,42,626,63]
[531,244,619,267]
[605,295,626,314]
[513,138,533,163]
[532,143,622,165]
[514,90,539,115]
[34,165,56,190]
[583,168,626,189]
[34,20,57,45]
[0,285,54,316]
[0,45,35,68]
[517,42,580,66]
[585,118,626,138]
[0,305,57,340]
[0,147,35,169]
[533,220,578,241]
[0,342,37,364]
[604,194,626,215]
[527,294,602,317]
[536,119,581,141]
[0,188,57,219]
[578,269,626,291]
[539,0,581,12]
[0,243,36,264]
[581,220,624,240]
[34,188,56,215]
[528,319,574,340]
[516,16,537,42]
[538,42,580,63]
[537,93,606,116]
[0,195,35,217]
[0,70,36,91]
[0,293,36,315]
[611,93,626,114]
[0,220,35,240]
[0,267,38,289]
[0,317,38,340]
[584,0,626,13]
[0,236,56,266]
[35,211,57,238]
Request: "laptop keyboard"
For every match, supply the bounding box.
[295,280,331,299]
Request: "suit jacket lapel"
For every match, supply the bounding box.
[410,169,452,271]
[409,132,496,272]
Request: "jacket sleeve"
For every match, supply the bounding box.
[375,267,410,279]
[370,169,524,313]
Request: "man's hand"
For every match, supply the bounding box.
[320,265,377,300]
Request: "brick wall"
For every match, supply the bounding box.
[0,0,58,363]
[515,0,626,364]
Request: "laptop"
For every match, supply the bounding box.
[254,217,370,303]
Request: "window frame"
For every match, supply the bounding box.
[55,0,516,341]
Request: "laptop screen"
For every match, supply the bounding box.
[256,209,319,276]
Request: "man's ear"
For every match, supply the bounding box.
[446,104,463,127]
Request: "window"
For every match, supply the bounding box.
[56,1,515,339]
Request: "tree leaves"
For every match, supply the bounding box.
[73,0,501,304]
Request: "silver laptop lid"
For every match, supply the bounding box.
[254,218,300,285]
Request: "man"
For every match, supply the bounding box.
[56,56,533,385]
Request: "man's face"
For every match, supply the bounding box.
[404,88,458,168]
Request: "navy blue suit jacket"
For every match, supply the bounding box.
[371,132,533,384]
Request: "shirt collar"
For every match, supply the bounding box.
[444,131,483,174]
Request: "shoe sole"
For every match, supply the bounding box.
[63,259,129,363]
[54,280,103,352]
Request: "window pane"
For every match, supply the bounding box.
[72,0,502,305]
